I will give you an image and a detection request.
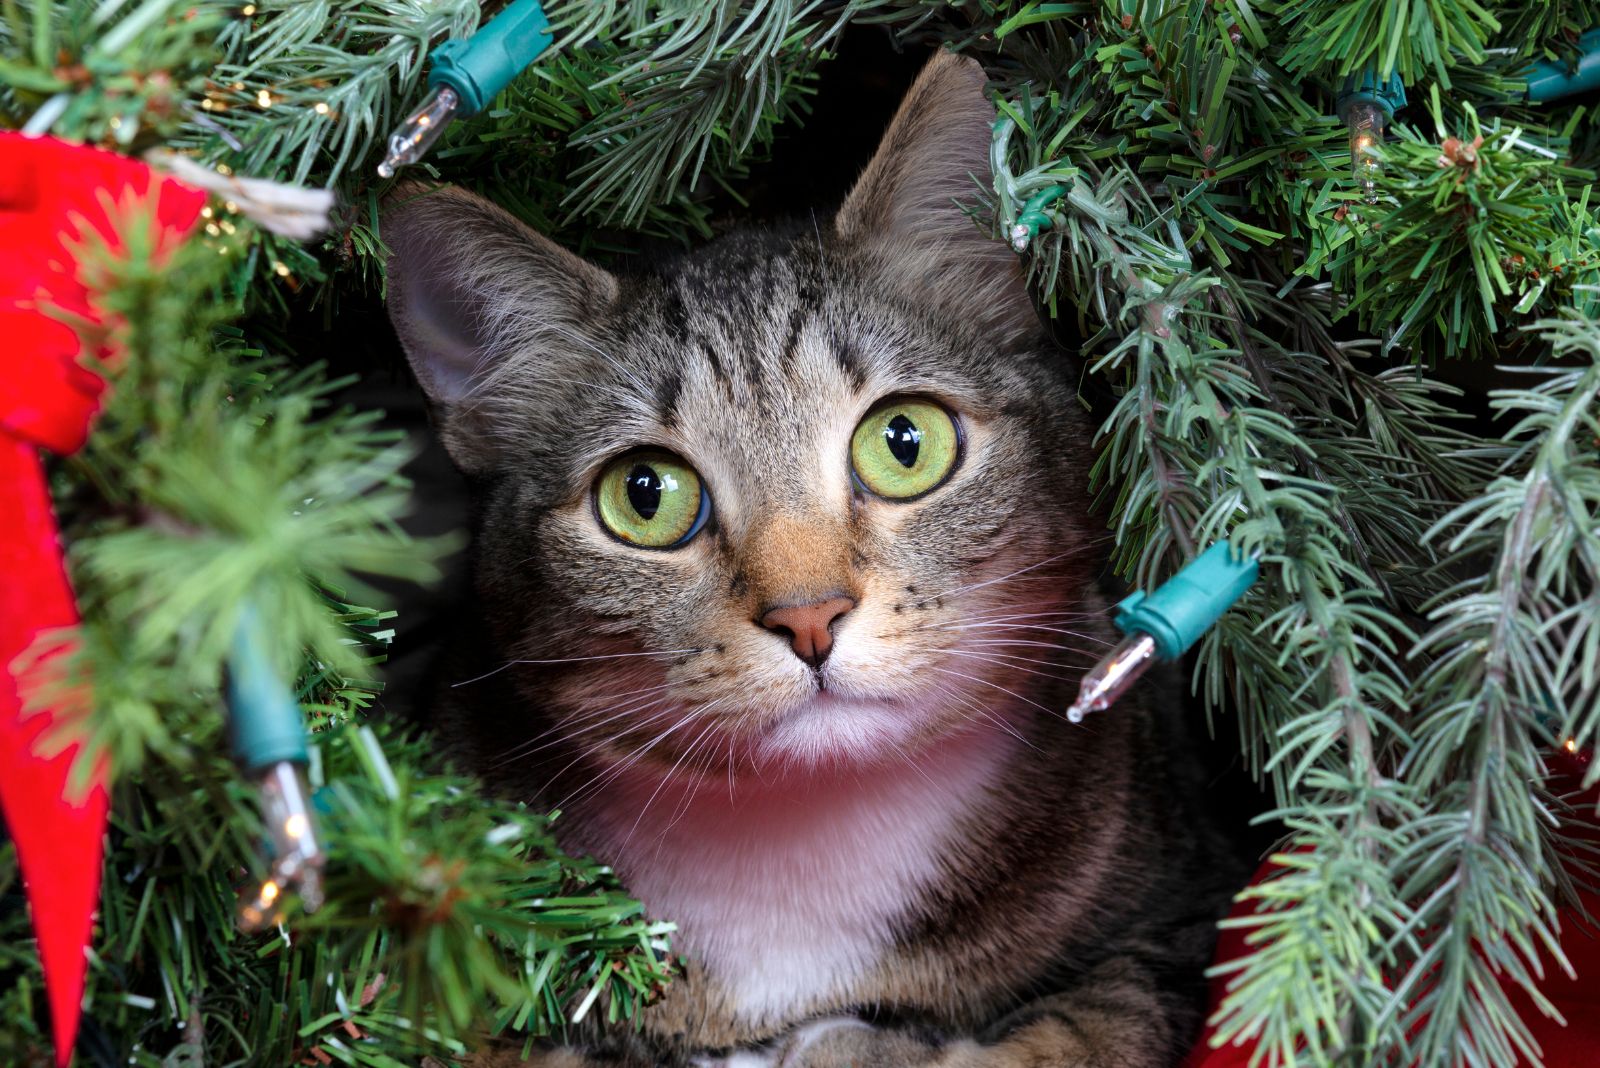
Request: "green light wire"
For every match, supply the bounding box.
[1009,184,1068,251]
[990,115,1072,253]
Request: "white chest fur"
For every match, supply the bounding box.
[574,722,1020,1024]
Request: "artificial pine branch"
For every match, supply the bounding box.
[1392,312,1600,1065]
[552,0,858,226]
[0,0,224,144]
[1499,2,1600,61]
[1276,0,1499,87]
[1315,96,1593,360]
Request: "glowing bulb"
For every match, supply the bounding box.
[1343,101,1387,205]
[238,761,325,931]
[377,85,460,178]
[1564,738,1579,754]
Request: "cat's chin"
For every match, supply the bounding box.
[748,691,970,771]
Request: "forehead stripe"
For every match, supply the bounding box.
[780,304,810,368]
[655,370,683,430]
[833,329,867,391]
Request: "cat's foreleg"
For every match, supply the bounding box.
[739,960,1195,1068]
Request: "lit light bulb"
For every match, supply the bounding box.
[1344,100,1387,205]
[377,85,460,179]
[238,760,325,931]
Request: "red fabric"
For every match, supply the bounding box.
[1186,747,1600,1068]
[0,132,205,1067]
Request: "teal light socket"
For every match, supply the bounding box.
[1114,540,1260,660]
[428,0,553,116]
[1525,29,1600,103]
[227,605,309,771]
[1335,69,1407,120]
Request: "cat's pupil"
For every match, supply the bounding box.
[626,464,663,520]
[884,413,922,468]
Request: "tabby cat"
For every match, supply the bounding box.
[384,50,1244,1068]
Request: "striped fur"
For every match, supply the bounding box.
[386,51,1243,1068]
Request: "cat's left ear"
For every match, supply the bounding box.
[835,50,1038,345]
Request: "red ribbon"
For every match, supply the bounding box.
[0,132,205,1067]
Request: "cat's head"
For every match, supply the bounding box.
[384,52,1107,781]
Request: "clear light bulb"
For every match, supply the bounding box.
[1065,541,1260,722]
[239,760,325,930]
[377,85,460,178]
[1344,100,1387,206]
[1065,633,1158,722]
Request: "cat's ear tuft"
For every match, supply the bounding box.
[835,51,1038,345]
[381,183,617,473]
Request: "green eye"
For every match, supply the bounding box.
[850,398,961,500]
[595,451,710,548]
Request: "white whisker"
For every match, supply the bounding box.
[660,725,728,837]
[487,693,679,769]
[928,552,1074,601]
[956,644,1092,667]
[914,608,1097,631]
[528,703,684,785]
[452,648,702,688]
[928,665,1061,717]
[943,691,1033,747]
[625,718,722,846]
[943,622,1113,643]
[963,638,1096,651]
[555,710,702,810]
[945,649,1079,683]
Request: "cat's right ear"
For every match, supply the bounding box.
[381,183,618,474]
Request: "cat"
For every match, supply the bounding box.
[383,50,1245,1068]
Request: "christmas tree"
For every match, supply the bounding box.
[3,1,1600,1066]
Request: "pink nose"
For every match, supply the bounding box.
[760,596,856,668]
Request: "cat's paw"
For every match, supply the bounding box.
[689,1051,778,1068]
[772,1017,876,1066]
[769,1016,959,1068]
[689,1018,874,1068]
